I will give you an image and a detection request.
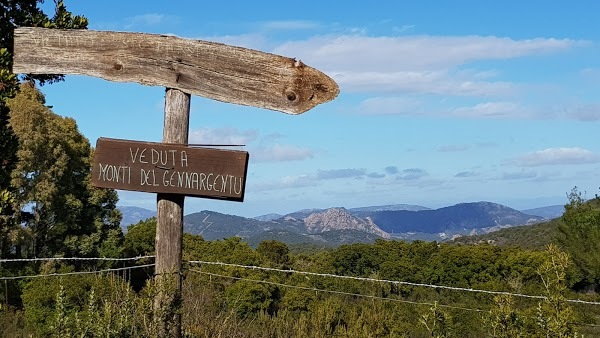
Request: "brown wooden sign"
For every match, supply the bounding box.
[13,27,339,115]
[91,138,249,201]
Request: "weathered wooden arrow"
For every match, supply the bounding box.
[13,27,338,114]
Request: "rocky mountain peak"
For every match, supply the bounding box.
[303,208,390,238]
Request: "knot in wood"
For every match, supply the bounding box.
[285,90,298,102]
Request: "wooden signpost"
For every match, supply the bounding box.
[13,27,338,337]
[92,138,249,201]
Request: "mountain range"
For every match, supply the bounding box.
[118,201,564,245]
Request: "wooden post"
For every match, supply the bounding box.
[154,88,190,337]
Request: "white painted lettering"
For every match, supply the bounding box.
[213,174,221,192]
[180,151,188,167]
[98,163,131,183]
[234,177,243,195]
[206,173,213,191]
[98,163,108,181]
[184,172,192,189]
[141,168,151,185]
[221,175,228,193]
[151,169,159,186]
[162,170,170,186]
[191,173,199,189]
[200,173,207,190]
[139,148,148,163]
[129,148,139,163]
[169,150,177,167]
[177,171,184,187]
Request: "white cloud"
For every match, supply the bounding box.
[334,70,514,96]
[384,166,399,174]
[251,165,437,192]
[273,35,583,72]
[565,103,600,121]
[252,167,375,191]
[452,102,526,118]
[397,168,428,180]
[316,168,367,180]
[514,147,600,167]
[189,127,316,163]
[367,172,386,178]
[500,171,538,180]
[455,171,478,178]
[358,98,535,119]
[252,144,314,162]
[189,127,258,145]
[358,98,598,121]
[272,35,583,97]
[251,174,317,191]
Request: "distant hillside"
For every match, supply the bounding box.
[124,201,555,245]
[184,208,389,246]
[245,229,330,249]
[451,217,561,250]
[253,213,283,221]
[283,208,324,220]
[119,206,156,232]
[520,205,564,219]
[369,202,544,238]
[184,211,278,240]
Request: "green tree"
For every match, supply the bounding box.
[1,0,88,259]
[123,217,157,257]
[22,274,150,337]
[557,187,600,285]
[1,0,88,178]
[257,240,291,267]
[7,83,122,258]
[534,244,577,337]
[419,301,451,338]
[485,295,525,338]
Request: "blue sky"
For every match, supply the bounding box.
[35,1,600,217]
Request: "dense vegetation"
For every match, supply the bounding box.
[3,203,600,337]
[451,217,561,250]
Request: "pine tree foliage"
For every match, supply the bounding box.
[557,187,600,285]
[7,83,122,258]
[0,0,89,259]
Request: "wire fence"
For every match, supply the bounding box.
[0,255,154,263]
[0,264,155,280]
[2,255,600,330]
[186,267,485,312]
[186,259,600,306]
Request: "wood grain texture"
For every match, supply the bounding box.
[91,137,248,201]
[13,27,339,114]
[154,89,189,338]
